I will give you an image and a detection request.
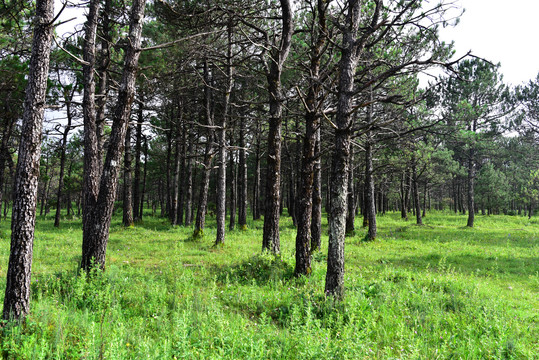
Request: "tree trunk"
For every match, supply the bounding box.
[325,0,363,299]
[229,147,236,231]
[311,126,322,252]
[184,129,194,226]
[133,95,143,222]
[262,0,293,254]
[364,138,377,240]
[252,132,261,220]
[123,125,134,227]
[81,0,145,271]
[296,0,327,275]
[346,149,355,234]
[238,121,247,228]
[139,136,148,220]
[3,0,54,321]
[467,150,475,227]
[412,155,422,225]
[171,106,182,226]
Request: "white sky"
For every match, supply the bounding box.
[438,0,539,86]
[53,0,539,88]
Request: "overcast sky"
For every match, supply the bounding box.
[437,0,539,86]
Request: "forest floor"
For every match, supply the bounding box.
[0,211,537,359]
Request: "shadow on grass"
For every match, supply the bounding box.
[211,254,295,286]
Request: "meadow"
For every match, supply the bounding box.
[0,210,537,359]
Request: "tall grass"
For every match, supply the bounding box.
[0,211,537,359]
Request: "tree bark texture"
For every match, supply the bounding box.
[133,96,143,221]
[262,0,293,254]
[3,0,54,321]
[81,0,145,270]
[325,0,366,299]
[238,121,247,228]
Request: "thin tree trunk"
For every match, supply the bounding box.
[412,154,422,225]
[346,149,355,233]
[229,146,236,231]
[171,105,182,226]
[139,136,148,220]
[123,125,134,226]
[184,129,194,226]
[133,94,143,221]
[238,120,247,228]
[194,60,215,238]
[364,138,377,240]
[3,0,54,321]
[311,126,322,252]
[252,131,261,220]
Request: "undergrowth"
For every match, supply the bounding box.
[0,211,536,359]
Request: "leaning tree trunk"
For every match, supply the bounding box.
[325,0,364,299]
[262,0,293,254]
[81,0,145,271]
[3,0,54,321]
[122,125,134,227]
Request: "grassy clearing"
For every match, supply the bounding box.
[0,211,537,359]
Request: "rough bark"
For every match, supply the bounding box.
[295,0,327,276]
[262,0,293,254]
[81,0,145,270]
[3,0,54,321]
[325,0,363,299]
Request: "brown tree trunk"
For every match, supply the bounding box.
[412,154,422,225]
[81,0,145,270]
[311,127,322,252]
[325,0,364,299]
[229,146,236,231]
[295,0,327,275]
[194,60,215,238]
[238,120,247,228]
[3,0,54,321]
[133,95,143,222]
[262,0,293,254]
[346,149,355,234]
[364,138,377,240]
[171,105,182,226]
[123,125,134,227]
[184,129,194,226]
[252,131,261,220]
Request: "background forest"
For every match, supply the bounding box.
[0,0,538,358]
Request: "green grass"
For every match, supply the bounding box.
[0,210,537,359]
